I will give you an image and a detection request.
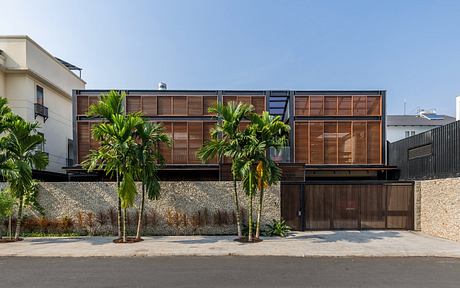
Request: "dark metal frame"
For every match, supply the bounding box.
[34,103,49,122]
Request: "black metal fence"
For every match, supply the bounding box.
[388,120,460,180]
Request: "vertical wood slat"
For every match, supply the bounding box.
[126,96,141,113]
[281,184,302,231]
[77,122,90,163]
[284,183,414,231]
[77,96,89,115]
[142,96,157,116]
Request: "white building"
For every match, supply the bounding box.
[456,95,460,121]
[0,36,86,174]
[386,111,456,143]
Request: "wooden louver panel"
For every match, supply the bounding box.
[77,122,90,162]
[294,122,308,163]
[158,96,172,115]
[173,96,187,115]
[188,96,203,116]
[188,122,202,163]
[126,96,141,113]
[142,96,157,116]
[77,96,88,115]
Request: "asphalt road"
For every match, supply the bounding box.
[1,257,459,287]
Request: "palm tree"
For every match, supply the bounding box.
[231,128,265,242]
[134,121,171,240]
[84,90,127,240]
[0,189,15,239]
[0,98,19,181]
[246,112,290,239]
[83,113,143,242]
[197,101,253,239]
[0,117,48,240]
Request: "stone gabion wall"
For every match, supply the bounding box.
[1,181,280,236]
[416,178,460,242]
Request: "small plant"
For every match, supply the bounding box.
[266,219,291,237]
[58,216,74,233]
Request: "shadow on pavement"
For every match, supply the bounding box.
[288,230,402,243]
[27,237,111,246]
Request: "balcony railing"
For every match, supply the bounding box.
[270,146,291,163]
[34,103,48,122]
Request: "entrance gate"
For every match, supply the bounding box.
[281,182,414,231]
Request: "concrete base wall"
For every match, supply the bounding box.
[415,178,460,242]
[1,182,280,236]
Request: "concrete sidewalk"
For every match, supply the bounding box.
[1,231,460,258]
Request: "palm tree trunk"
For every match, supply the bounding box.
[122,208,127,243]
[255,186,264,239]
[116,171,122,239]
[248,170,254,242]
[8,215,12,239]
[136,183,145,240]
[14,195,23,240]
[232,176,242,238]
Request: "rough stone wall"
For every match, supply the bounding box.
[416,178,460,242]
[1,182,280,236]
[414,182,422,231]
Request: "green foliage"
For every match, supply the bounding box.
[266,219,291,237]
[0,116,48,214]
[0,189,15,218]
[0,98,48,239]
[82,91,171,241]
[134,121,171,201]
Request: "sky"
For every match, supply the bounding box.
[1,0,460,116]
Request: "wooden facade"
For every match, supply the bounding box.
[293,93,384,165]
[74,90,267,165]
[71,90,416,231]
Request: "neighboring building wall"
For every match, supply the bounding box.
[386,125,436,143]
[0,70,5,97]
[0,36,85,173]
[0,182,280,236]
[414,178,460,242]
[389,120,460,180]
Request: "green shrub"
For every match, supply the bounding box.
[266,219,291,237]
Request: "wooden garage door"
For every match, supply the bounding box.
[280,183,413,231]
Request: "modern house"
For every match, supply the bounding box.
[70,89,413,231]
[0,36,86,176]
[386,111,455,143]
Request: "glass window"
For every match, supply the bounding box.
[36,85,44,105]
[405,131,410,138]
[411,131,416,136]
